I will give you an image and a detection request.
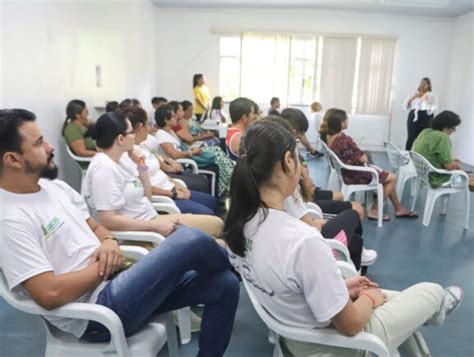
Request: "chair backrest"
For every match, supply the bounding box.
[409,151,435,187]
[64,142,93,164]
[319,141,335,169]
[384,141,409,172]
[241,278,391,356]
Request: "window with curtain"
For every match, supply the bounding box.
[240,33,290,107]
[355,38,397,115]
[319,37,358,110]
[219,33,397,115]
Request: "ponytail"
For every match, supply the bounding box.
[63,99,86,136]
[224,120,297,257]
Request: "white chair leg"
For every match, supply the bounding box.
[377,185,384,228]
[422,190,436,226]
[465,188,470,230]
[410,177,417,197]
[176,307,192,344]
[411,179,420,212]
[440,195,449,215]
[396,172,406,199]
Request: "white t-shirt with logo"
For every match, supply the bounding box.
[0,179,107,338]
[229,208,349,329]
[84,152,157,220]
[120,145,173,191]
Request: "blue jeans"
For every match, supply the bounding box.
[81,227,240,357]
[174,190,217,215]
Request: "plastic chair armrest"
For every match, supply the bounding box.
[176,159,198,173]
[112,231,166,245]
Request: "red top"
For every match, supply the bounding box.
[225,127,243,160]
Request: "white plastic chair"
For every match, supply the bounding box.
[64,143,92,195]
[242,275,396,357]
[384,141,417,199]
[176,159,216,197]
[0,246,179,357]
[319,141,340,191]
[151,195,181,214]
[409,151,470,229]
[326,146,384,228]
[305,203,353,267]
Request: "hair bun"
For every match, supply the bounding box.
[85,123,98,140]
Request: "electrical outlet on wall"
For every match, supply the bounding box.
[96,65,102,88]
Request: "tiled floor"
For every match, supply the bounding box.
[1,152,473,356]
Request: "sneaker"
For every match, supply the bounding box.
[444,286,463,315]
[361,247,377,266]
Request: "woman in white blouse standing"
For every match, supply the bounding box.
[404,77,437,150]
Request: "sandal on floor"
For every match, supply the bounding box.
[395,211,418,219]
[367,214,391,221]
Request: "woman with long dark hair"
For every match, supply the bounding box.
[193,74,210,122]
[62,99,96,160]
[404,77,437,150]
[224,120,461,357]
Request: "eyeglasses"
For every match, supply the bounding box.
[123,130,134,136]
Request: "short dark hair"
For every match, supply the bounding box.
[280,108,309,133]
[270,97,279,105]
[431,111,461,131]
[181,100,193,111]
[85,111,128,149]
[119,99,132,110]
[105,101,119,113]
[0,109,36,170]
[155,105,173,128]
[168,101,181,114]
[124,107,148,129]
[229,97,254,124]
[151,97,167,105]
[327,109,348,135]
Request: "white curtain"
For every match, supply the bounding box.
[319,37,358,111]
[356,38,397,115]
[240,33,290,107]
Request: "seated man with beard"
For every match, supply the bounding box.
[0,109,239,356]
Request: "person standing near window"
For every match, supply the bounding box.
[193,74,210,123]
[404,77,437,150]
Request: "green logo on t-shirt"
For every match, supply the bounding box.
[41,217,64,239]
[132,180,143,189]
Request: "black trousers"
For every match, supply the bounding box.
[168,171,210,194]
[313,189,352,214]
[405,110,433,150]
[321,209,363,270]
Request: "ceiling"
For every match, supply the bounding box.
[151,0,474,17]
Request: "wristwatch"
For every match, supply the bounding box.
[171,187,178,199]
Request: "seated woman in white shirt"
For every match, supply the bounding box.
[122,106,218,216]
[224,120,462,357]
[84,111,224,239]
[153,105,234,196]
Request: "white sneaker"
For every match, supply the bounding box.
[444,286,463,315]
[361,247,377,266]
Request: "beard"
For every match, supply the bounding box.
[25,153,59,180]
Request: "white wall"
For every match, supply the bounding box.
[445,11,474,166]
[152,7,454,150]
[0,1,155,190]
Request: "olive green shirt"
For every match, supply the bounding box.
[413,128,452,188]
[63,122,96,169]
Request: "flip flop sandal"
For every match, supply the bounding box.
[395,211,419,219]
